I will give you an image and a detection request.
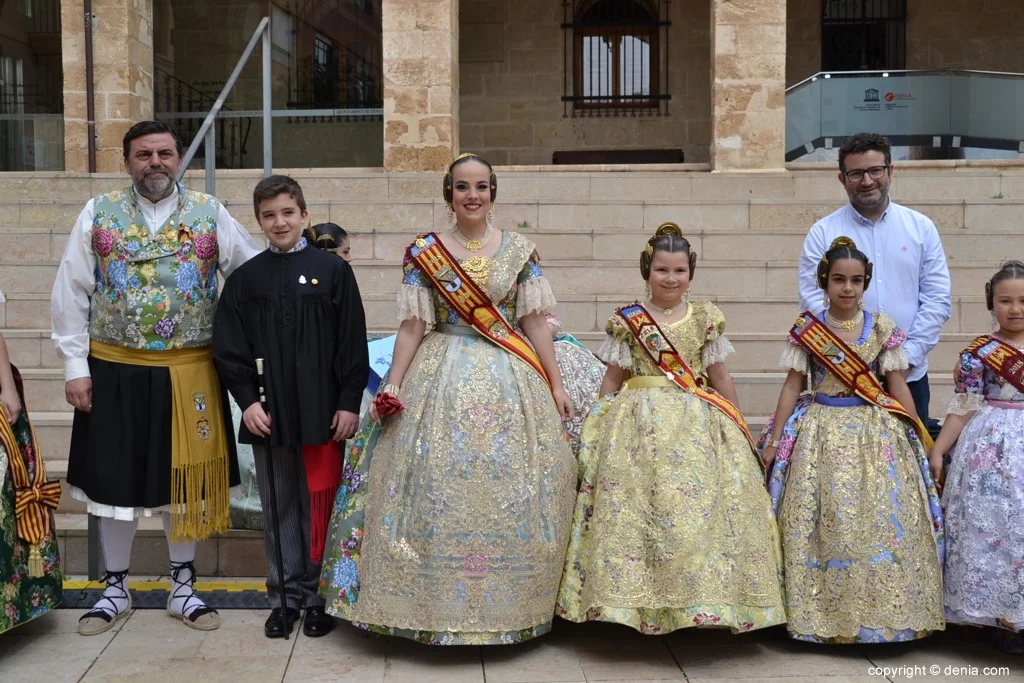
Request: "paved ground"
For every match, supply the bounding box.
[1,609,1022,682]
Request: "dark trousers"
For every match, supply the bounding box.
[252,444,324,609]
[907,376,941,439]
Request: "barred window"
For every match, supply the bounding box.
[563,0,671,116]
[821,0,906,71]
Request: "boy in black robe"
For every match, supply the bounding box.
[213,175,368,638]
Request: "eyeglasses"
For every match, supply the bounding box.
[843,165,889,182]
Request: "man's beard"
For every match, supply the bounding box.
[135,169,175,201]
[851,186,888,212]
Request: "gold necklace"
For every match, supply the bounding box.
[450,223,493,253]
[646,298,685,316]
[825,308,864,331]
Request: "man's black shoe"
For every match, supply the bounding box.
[302,606,335,638]
[264,607,300,638]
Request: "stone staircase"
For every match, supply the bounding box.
[2,163,1019,575]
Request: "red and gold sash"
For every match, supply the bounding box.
[617,303,757,449]
[790,311,934,448]
[408,233,550,386]
[1,366,60,577]
[964,335,1024,394]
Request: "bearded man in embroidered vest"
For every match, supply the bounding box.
[51,121,261,635]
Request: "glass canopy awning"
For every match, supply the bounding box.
[785,69,1024,161]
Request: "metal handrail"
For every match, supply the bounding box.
[787,68,1024,93]
[176,16,273,194]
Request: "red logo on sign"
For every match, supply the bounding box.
[885,92,895,102]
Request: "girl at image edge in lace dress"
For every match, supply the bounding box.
[930,260,1024,654]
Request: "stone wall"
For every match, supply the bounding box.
[458,0,710,165]
[907,0,1024,71]
[61,0,155,172]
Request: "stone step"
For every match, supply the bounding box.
[54,511,266,577]
[6,199,1024,242]
[362,294,995,336]
[350,259,1005,299]
[1,167,1023,203]
[1,257,1006,299]
[0,292,997,337]
[30,411,72,461]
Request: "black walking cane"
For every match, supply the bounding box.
[256,358,290,640]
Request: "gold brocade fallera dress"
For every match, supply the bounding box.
[767,311,945,643]
[556,301,786,634]
[319,231,577,645]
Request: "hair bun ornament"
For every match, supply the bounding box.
[654,221,684,239]
[450,151,479,172]
[829,235,857,250]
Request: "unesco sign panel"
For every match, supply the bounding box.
[786,70,1024,158]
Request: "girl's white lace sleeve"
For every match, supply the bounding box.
[779,344,809,374]
[516,276,557,318]
[946,393,985,416]
[396,284,435,325]
[597,335,632,369]
[877,346,910,374]
[702,334,735,367]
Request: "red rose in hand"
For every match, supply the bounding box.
[373,392,404,417]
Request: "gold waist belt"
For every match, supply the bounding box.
[623,376,676,390]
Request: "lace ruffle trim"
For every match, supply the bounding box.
[878,346,909,375]
[779,344,809,374]
[517,276,557,318]
[396,284,435,325]
[946,392,986,416]
[597,335,632,369]
[702,334,735,367]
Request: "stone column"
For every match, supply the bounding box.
[382,0,459,172]
[62,0,154,173]
[710,0,786,170]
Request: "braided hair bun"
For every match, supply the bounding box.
[985,260,1024,310]
[640,222,697,280]
[816,235,873,290]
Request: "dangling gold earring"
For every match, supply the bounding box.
[445,202,454,219]
[683,289,690,303]
[487,207,495,223]
[858,299,864,310]
[822,292,830,309]
[992,311,999,330]
[644,283,652,300]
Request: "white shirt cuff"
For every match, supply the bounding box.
[64,357,91,382]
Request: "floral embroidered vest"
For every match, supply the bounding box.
[89,185,221,350]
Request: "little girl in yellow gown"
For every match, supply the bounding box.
[556,223,785,634]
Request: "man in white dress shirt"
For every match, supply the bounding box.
[798,133,951,436]
[51,121,260,635]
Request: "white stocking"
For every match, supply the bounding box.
[85,517,137,618]
[163,512,214,620]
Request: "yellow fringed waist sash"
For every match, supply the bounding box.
[89,340,230,542]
